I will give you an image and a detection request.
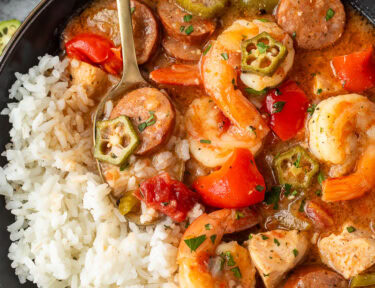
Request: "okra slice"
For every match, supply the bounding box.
[274,146,319,189]
[241,32,287,76]
[175,0,228,18]
[94,116,139,166]
[0,19,21,54]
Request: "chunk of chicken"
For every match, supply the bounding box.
[69,59,109,98]
[318,223,375,279]
[247,230,309,288]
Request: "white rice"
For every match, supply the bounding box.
[0,55,203,288]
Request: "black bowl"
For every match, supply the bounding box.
[0,0,374,287]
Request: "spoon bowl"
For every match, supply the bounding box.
[92,0,156,225]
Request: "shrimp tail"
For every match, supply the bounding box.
[322,173,369,202]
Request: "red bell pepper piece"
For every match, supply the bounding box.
[331,46,375,92]
[150,64,201,86]
[134,173,199,222]
[65,33,122,75]
[193,148,265,208]
[263,81,309,141]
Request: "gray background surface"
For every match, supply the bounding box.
[0,0,40,22]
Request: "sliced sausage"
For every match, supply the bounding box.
[64,0,158,64]
[276,0,345,50]
[304,200,334,230]
[162,36,202,61]
[131,0,159,64]
[157,0,216,44]
[284,266,347,288]
[110,87,175,155]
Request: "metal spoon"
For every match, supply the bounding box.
[92,0,153,225]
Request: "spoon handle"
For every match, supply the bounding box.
[116,0,145,85]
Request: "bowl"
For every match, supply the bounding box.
[0,0,374,287]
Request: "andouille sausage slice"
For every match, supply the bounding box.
[131,0,159,64]
[284,266,347,288]
[162,36,202,61]
[110,88,175,155]
[276,0,345,50]
[64,0,158,65]
[157,0,216,44]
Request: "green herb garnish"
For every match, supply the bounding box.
[326,8,335,21]
[184,235,207,252]
[183,14,192,22]
[272,101,286,113]
[185,25,194,35]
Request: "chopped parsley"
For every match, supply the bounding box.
[138,111,156,132]
[317,171,325,185]
[235,210,245,219]
[265,186,281,210]
[203,43,212,56]
[225,251,236,266]
[258,18,269,22]
[249,125,257,136]
[185,220,190,228]
[256,185,264,192]
[272,101,286,113]
[292,31,296,38]
[180,26,185,32]
[200,139,211,144]
[184,235,206,252]
[205,223,211,230]
[326,8,335,21]
[183,14,192,22]
[292,249,299,257]
[185,25,194,35]
[317,88,323,95]
[275,88,282,96]
[347,226,356,233]
[210,234,217,244]
[316,189,322,197]
[130,7,136,14]
[307,104,317,116]
[293,153,301,168]
[284,183,292,196]
[274,238,280,246]
[161,202,169,206]
[257,42,268,54]
[231,267,242,279]
[221,52,229,60]
[249,234,253,240]
[261,234,269,240]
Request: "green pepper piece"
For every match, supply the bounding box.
[241,32,287,76]
[274,146,319,189]
[351,273,375,287]
[175,0,228,18]
[0,19,21,55]
[94,116,139,166]
[118,190,140,216]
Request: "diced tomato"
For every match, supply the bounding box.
[65,33,122,75]
[193,148,266,208]
[134,173,199,222]
[150,64,201,86]
[331,46,375,92]
[263,81,309,141]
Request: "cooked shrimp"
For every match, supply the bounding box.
[186,97,263,167]
[178,208,259,288]
[201,20,294,137]
[308,94,375,201]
